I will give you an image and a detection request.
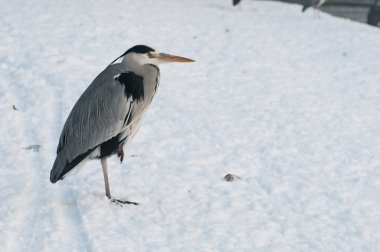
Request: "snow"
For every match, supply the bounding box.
[1,0,380,251]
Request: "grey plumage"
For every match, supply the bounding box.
[50,63,158,183]
[50,45,194,203]
[302,0,326,12]
[232,0,241,6]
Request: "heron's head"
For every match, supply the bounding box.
[116,45,194,69]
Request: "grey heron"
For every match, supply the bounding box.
[302,0,326,16]
[50,45,194,204]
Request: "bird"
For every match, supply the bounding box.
[50,45,194,204]
[302,0,326,15]
[232,0,242,7]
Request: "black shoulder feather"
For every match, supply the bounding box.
[115,72,144,101]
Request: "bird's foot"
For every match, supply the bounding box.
[111,198,139,206]
[117,148,124,163]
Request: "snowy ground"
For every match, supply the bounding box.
[1,0,380,251]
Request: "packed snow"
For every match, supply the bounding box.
[0,0,379,251]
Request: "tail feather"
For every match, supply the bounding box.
[302,5,310,12]
[50,153,67,183]
[50,148,94,183]
[302,0,313,12]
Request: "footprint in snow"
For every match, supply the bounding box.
[24,145,41,152]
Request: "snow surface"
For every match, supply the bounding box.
[1,0,380,251]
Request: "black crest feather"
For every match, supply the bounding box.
[109,45,154,65]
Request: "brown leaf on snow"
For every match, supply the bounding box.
[224,173,241,182]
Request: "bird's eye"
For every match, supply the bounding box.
[147,52,154,58]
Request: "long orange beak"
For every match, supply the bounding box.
[158,53,195,63]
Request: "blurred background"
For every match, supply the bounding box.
[260,0,380,26]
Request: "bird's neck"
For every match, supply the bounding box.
[121,60,156,76]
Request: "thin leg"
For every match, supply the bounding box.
[101,157,139,206]
[101,158,111,199]
[117,147,124,163]
[314,8,321,19]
